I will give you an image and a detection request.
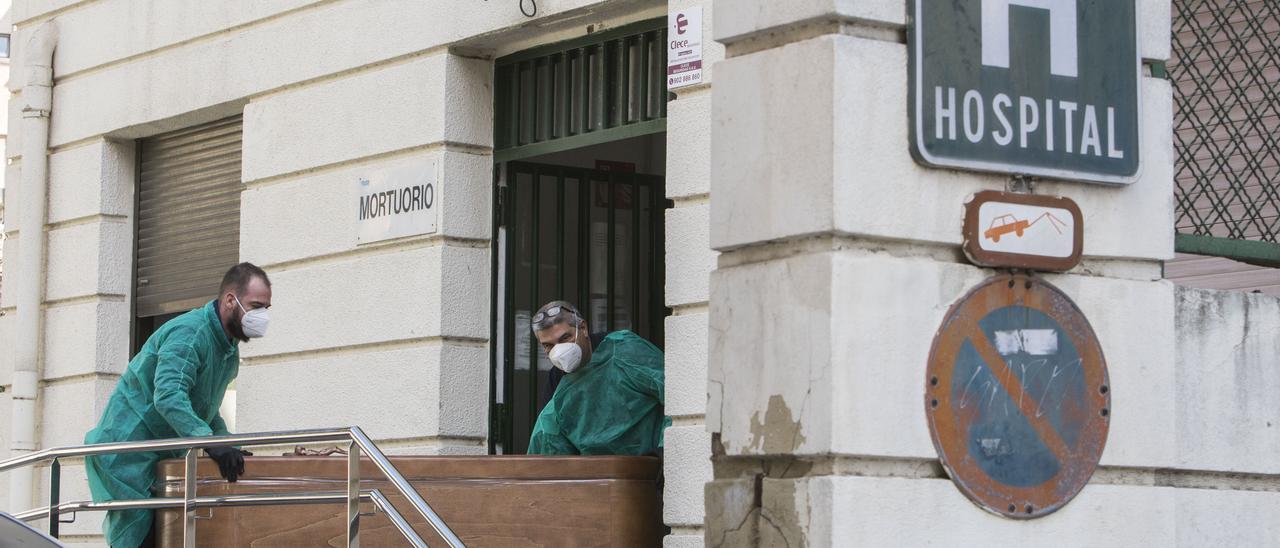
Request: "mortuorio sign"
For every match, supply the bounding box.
[910,0,1142,185]
[356,161,439,244]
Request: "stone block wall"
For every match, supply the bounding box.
[0,1,660,543]
[706,1,1280,546]
[661,1,721,545]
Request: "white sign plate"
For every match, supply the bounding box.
[962,190,1083,272]
[667,7,703,90]
[976,201,1074,258]
[356,161,439,244]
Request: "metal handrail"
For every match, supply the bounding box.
[0,426,464,547]
[13,490,426,548]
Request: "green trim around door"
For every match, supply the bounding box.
[493,18,668,156]
[494,118,667,163]
[496,18,668,67]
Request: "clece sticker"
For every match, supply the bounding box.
[667,7,704,90]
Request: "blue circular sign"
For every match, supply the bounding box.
[926,274,1110,519]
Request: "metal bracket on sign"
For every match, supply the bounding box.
[1007,175,1037,194]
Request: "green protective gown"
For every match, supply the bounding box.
[528,330,671,455]
[84,300,238,548]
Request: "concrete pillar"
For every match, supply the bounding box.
[703,1,1218,546]
[663,1,723,546]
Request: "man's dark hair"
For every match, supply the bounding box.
[219,262,271,296]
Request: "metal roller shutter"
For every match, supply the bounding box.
[135,115,243,317]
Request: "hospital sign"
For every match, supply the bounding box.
[910,0,1141,185]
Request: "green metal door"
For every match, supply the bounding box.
[491,161,665,454]
[489,18,670,454]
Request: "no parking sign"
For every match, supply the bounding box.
[925,274,1110,519]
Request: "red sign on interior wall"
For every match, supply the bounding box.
[595,160,636,173]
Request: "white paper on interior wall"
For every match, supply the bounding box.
[589,221,630,330]
[515,310,531,371]
[667,7,703,90]
[356,160,439,244]
[591,298,609,333]
[589,302,630,331]
[591,222,610,290]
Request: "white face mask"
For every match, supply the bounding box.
[233,294,270,339]
[548,323,583,373]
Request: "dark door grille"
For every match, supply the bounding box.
[492,161,665,454]
[494,19,668,163]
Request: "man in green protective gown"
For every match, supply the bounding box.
[527,300,670,456]
[84,263,272,547]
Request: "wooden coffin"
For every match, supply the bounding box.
[154,455,663,547]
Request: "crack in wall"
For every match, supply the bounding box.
[757,508,792,548]
[709,505,758,548]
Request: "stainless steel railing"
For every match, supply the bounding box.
[14,489,423,548]
[0,426,464,548]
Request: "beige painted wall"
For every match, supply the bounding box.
[1,1,1274,547]
[0,1,713,546]
[705,1,1279,546]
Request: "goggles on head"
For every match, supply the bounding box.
[532,305,580,327]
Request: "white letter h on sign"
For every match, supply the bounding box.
[982,0,1079,78]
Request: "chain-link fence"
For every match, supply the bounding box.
[1169,0,1280,265]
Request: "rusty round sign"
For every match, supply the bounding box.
[925,274,1110,519]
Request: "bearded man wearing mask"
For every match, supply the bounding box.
[84,262,272,548]
[527,300,670,456]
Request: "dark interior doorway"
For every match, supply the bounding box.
[489,18,671,455]
[491,136,667,454]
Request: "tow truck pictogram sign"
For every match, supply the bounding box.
[963,191,1083,271]
[984,211,1068,243]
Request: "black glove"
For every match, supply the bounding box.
[204,446,249,482]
